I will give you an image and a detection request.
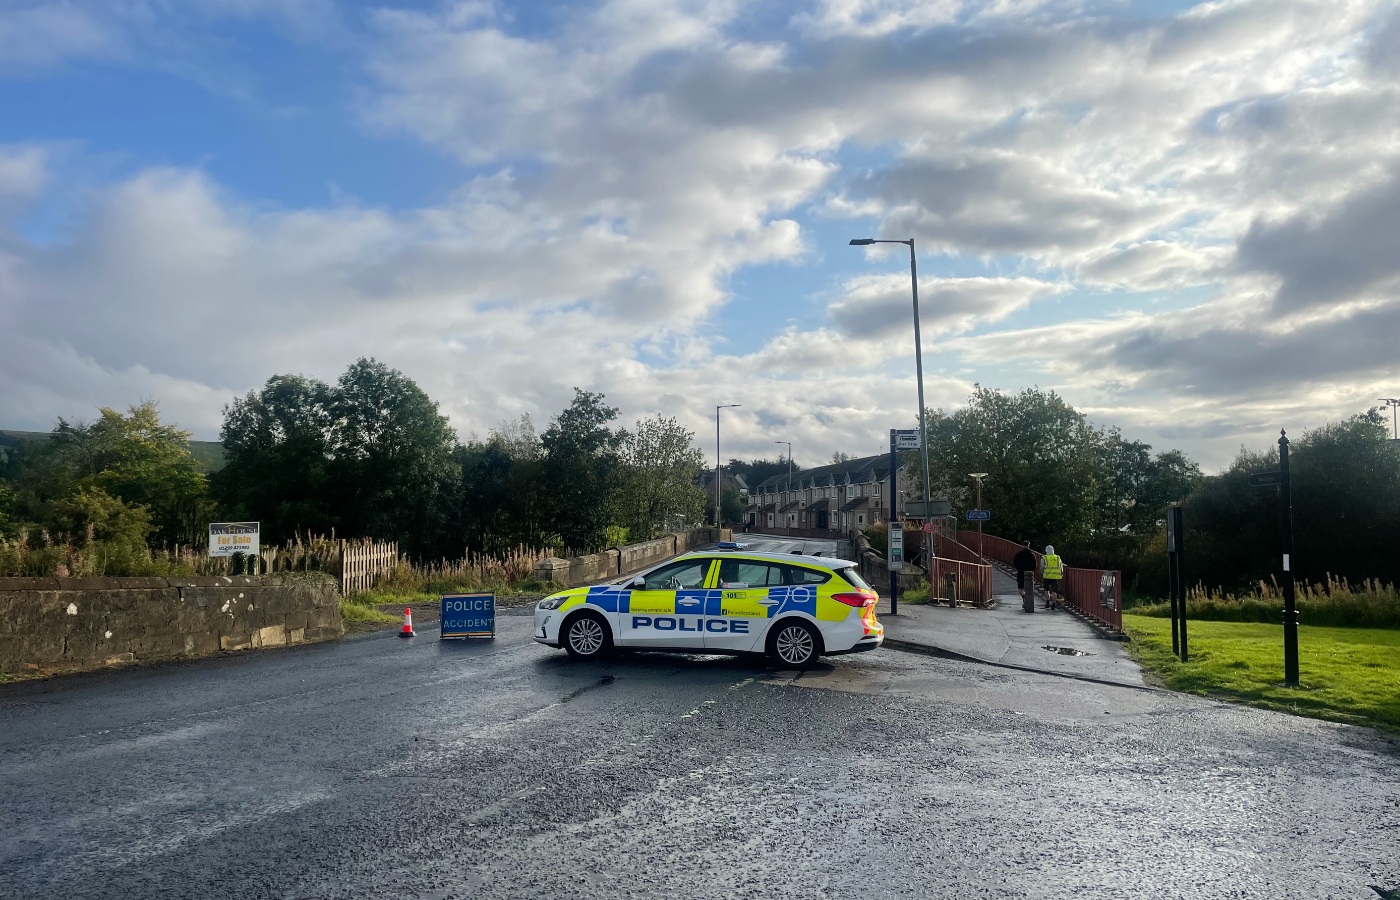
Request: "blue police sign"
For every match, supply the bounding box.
[441,593,495,639]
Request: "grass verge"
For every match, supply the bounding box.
[1122,614,1400,734]
[340,596,399,626]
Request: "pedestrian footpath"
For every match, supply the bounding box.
[879,567,1147,688]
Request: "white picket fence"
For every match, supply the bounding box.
[340,540,399,594]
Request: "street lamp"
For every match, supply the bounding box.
[715,404,740,530]
[775,440,792,530]
[850,237,933,543]
[969,473,988,558]
[1381,398,1400,441]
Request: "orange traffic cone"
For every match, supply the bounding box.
[399,606,415,638]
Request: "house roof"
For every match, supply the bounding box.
[839,497,870,512]
[804,498,831,511]
[752,454,890,492]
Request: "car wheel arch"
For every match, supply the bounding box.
[766,615,825,665]
[561,609,614,658]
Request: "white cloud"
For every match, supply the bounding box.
[0,3,120,70]
[5,0,1400,473]
[829,274,1066,338]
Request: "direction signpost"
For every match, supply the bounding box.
[1250,430,1300,687]
[1166,504,1187,661]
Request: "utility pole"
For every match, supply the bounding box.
[1279,430,1299,686]
[775,440,792,531]
[715,404,740,530]
[1381,398,1400,441]
[969,473,988,558]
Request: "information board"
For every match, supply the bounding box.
[889,521,905,573]
[441,593,495,639]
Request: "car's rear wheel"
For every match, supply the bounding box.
[768,620,821,668]
[563,612,611,660]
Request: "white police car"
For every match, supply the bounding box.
[533,550,883,667]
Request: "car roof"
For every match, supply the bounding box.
[676,549,856,571]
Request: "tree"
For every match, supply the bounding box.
[457,417,552,554]
[215,360,461,558]
[705,486,745,529]
[12,403,211,545]
[215,375,337,542]
[328,358,460,557]
[615,415,706,540]
[830,451,854,464]
[540,389,622,552]
[727,456,803,489]
[923,386,1104,546]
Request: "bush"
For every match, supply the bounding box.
[1133,576,1400,629]
[863,522,888,556]
[902,579,931,604]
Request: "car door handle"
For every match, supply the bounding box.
[678,598,700,606]
[759,600,780,606]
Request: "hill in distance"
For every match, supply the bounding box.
[0,430,226,473]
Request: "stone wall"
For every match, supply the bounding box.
[532,528,731,588]
[850,529,924,593]
[0,574,343,676]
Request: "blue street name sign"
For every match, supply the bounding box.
[965,509,991,521]
[441,593,495,639]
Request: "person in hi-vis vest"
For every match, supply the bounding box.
[1040,546,1064,610]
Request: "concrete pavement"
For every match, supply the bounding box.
[880,566,1148,688]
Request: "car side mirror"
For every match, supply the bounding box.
[629,576,646,589]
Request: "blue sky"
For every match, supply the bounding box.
[2,0,1399,471]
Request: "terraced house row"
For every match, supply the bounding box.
[745,455,899,536]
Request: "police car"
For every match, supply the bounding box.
[533,550,884,668]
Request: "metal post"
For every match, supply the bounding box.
[908,242,933,532]
[1173,505,1188,662]
[715,408,721,530]
[1280,430,1299,686]
[975,477,984,557]
[889,428,899,615]
[1166,503,1180,656]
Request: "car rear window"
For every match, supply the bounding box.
[784,565,831,586]
[836,566,872,591]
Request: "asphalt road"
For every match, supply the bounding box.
[3,612,1398,899]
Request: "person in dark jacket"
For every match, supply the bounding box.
[1013,541,1037,608]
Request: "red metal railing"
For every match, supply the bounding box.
[969,532,1123,631]
[932,532,984,565]
[928,556,993,606]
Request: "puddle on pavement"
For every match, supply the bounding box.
[1043,646,1091,656]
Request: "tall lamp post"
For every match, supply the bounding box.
[849,238,932,539]
[1382,398,1400,441]
[715,404,741,529]
[969,473,988,558]
[775,440,792,529]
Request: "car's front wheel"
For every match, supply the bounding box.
[768,620,821,668]
[562,612,612,660]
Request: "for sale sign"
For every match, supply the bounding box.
[209,522,260,558]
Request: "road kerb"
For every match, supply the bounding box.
[882,636,1161,692]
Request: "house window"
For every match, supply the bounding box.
[857,513,866,525]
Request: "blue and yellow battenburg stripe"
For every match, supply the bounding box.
[558,578,852,622]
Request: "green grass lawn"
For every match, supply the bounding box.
[1123,614,1400,734]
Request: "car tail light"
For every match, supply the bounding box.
[832,591,877,608]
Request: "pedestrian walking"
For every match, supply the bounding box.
[1041,545,1064,610]
[1013,540,1037,613]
